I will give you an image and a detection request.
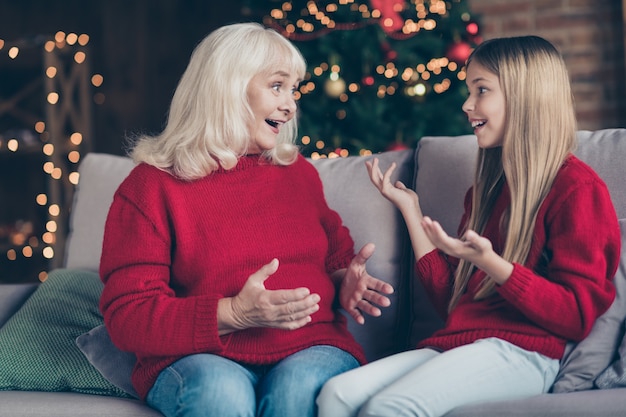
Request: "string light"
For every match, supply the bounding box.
[0,32,103,282]
[254,0,479,157]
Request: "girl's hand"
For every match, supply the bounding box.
[366,157,436,259]
[365,158,420,212]
[336,243,394,325]
[421,216,513,284]
[219,259,320,334]
[421,216,493,262]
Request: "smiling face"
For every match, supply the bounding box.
[246,63,300,155]
[462,61,506,149]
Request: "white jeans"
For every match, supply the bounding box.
[316,337,559,417]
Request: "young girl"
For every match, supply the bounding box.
[316,35,621,417]
[98,22,393,417]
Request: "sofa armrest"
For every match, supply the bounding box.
[0,283,38,327]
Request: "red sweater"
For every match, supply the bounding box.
[99,154,366,400]
[417,155,620,359]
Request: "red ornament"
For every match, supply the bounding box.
[446,41,472,65]
[370,0,404,33]
[466,22,479,36]
[386,142,409,151]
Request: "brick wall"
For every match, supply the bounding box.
[467,0,626,130]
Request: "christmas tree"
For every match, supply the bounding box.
[242,0,481,158]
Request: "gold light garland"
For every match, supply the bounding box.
[0,31,103,282]
[259,0,478,159]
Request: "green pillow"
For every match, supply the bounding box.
[0,268,130,397]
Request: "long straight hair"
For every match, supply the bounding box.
[129,23,306,180]
[449,36,578,311]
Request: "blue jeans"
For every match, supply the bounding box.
[146,345,359,417]
[317,338,560,417]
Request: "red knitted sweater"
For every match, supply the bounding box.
[99,154,366,400]
[416,155,620,359]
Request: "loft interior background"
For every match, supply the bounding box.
[0,0,244,157]
[0,0,626,154]
[1,0,623,157]
[0,0,624,282]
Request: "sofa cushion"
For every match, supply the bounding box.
[596,323,626,389]
[76,324,138,398]
[591,219,626,390]
[0,391,163,417]
[410,129,626,234]
[444,388,626,417]
[412,134,478,236]
[0,268,129,397]
[64,153,136,272]
[311,149,414,360]
[552,219,626,392]
[574,129,626,219]
[409,134,477,345]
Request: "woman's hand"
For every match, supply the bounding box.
[336,243,394,325]
[218,259,321,335]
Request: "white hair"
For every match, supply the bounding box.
[130,22,306,180]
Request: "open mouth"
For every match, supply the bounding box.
[471,120,486,129]
[266,119,281,128]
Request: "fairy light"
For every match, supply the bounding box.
[42,232,54,244]
[68,150,80,163]
[42,247,54,259]
[51,167,62,180]
[258,0,480,158]
[70,132,83,145]
[42,143,54,156]
[91,74,103,87]
[36,194,47,205]
[48,204,60,217]
[66,33,78,45]
[68,171,80,185]
[7,139,18,152]
[77,34,89,46]
[1,31,101,282]
[74,51,86,64]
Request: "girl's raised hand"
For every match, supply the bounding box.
[365,158,419,211]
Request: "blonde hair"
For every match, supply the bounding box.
[449,35,577,311]
[129,22,306,180]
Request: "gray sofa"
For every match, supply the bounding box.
[1,128,626,417]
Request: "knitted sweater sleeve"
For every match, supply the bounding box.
[496,168,620,342]
[99,167,225,357]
